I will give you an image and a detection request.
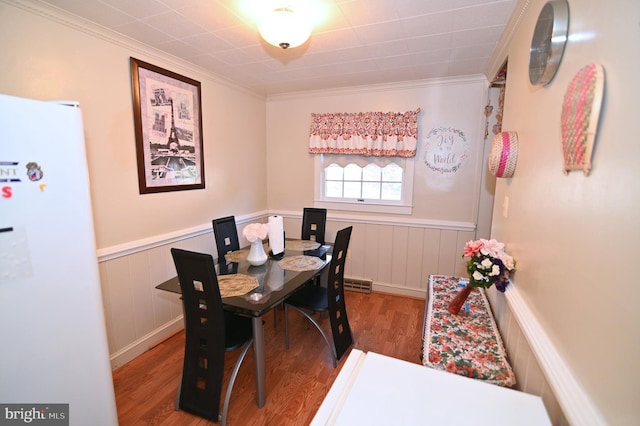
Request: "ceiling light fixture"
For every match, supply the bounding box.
[257,5,312,49]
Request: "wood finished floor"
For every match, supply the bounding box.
[112,291,425,425]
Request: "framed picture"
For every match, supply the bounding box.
[130,57,205,193]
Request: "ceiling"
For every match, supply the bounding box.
[39,0,517,96]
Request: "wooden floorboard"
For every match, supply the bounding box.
[112,291,425,425]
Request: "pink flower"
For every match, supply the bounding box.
[463,240,484,258]
[498,252,515,270]
[463,238,516,290]
[479,239,504,258]
[243,223,269,242]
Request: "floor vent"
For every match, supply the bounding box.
[344,277,372,294]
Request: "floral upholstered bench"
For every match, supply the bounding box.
[421,275,515,387]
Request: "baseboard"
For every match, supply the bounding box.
[371,282,425,299]
[109,316,184,370]
[505,286,606,425]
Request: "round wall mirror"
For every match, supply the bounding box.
[529,0,569,86]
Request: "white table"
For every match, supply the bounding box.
[312,350,550,425]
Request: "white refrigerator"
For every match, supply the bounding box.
[0,94,118,425]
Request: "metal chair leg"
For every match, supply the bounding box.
[174,373,182,411]
[285,304,290,349]
[286,304,337,367]
[274,308,277,328]
[220,338,253,426]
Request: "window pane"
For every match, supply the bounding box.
[318,155,412,210]
[382,163,403,182]
[381,182,402,200]
[325,164,343,180]
[325,181,343,198]
[344,181,361,198]
[362,182,381,199]
[344,163,362,181]
[362,164,381,182]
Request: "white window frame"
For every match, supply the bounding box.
[314,154,414,215]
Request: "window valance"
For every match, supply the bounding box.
[308,108,420,158]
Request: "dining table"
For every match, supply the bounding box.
[156,239,332,408]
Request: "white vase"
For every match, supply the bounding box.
[247,240,268,266]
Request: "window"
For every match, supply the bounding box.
[314,154,414,214]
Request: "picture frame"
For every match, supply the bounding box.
[130,57,205,193]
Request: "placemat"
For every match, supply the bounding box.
[218,274,258,298]
[224,249,249,263]
[286,240,321,251]
[278,255,324,271]
[422,275,515,387]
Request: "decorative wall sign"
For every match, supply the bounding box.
[561,64,605,176]
[423,127,469,174]
[130,58,205,193]
[488,131,519,178]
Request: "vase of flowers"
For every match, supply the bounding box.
[448,238,516,315]
[243,223,269,266]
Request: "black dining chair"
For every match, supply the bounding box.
[301,208,328,288]
[212,216,240,262]
[284,226,353,367]
[170,248,253,425]
[301,208,327,245]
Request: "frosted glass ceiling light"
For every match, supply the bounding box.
[258,5,311,49]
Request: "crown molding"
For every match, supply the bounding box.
[486,0,533,81]
[267,74,489,102]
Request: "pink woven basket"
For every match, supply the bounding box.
[488,131,518,178]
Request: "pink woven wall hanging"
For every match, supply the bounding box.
[561,64,605,176]
[488,131,518,178]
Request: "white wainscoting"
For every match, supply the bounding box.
[98,210,475,368]
[98,209,584,425]
[98,211,267,369]
[486,285,605,426]
[277,210,477,299]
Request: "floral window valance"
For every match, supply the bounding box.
[308,108,421,158]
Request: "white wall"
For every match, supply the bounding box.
[2,1,598,424]
[266,78,488,224]
[0,0,268,368]
[0,0,268,250]
[489,0,640,423]
[265,78,492,297]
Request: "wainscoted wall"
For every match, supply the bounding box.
[98,209,474,369]
[484,0,637,422]
[98,208,569,425]
[280,212,475,298]
[98,211,262,369]
[486,289,567,425]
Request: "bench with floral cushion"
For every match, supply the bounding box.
[421,275,516,387]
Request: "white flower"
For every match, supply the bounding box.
[243,223,269,242]
[490,264,501,276]
[464,238,515,290]
[472,271,485,281]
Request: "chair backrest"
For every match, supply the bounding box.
[212,216,240,260]
[327,226,353,361]
[301,208,327,245]
[170,248,226,420]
